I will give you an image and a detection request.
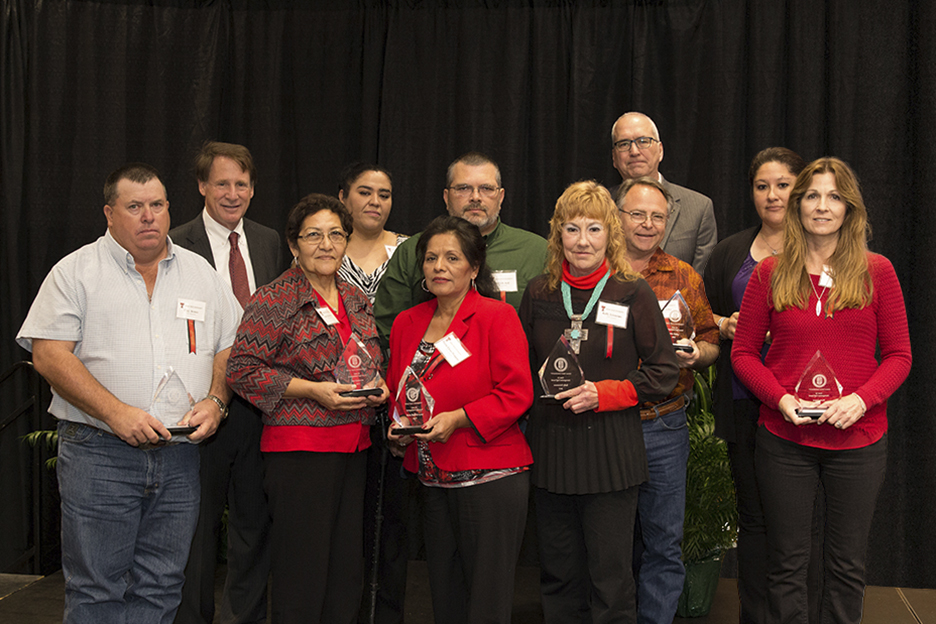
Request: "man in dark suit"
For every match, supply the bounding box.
[610,112,717,274]
[171,141,283,624]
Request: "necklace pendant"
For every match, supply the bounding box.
[563,315,589,354]
[816,300,822,317]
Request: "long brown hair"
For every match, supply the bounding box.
[771,157,873,313]
[544,181,639,291]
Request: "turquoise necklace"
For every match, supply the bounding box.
[560,271,611,354]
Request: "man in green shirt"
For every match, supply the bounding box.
[373,151,548,348]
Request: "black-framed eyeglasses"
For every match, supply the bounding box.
[620,210,666,226]
[297,230,348,245]
[613,136,659,152]
[448,184,501,198]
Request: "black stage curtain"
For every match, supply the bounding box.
[1,0,932,586]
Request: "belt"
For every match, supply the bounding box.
[640,395,687,421]
[66,420,185,448]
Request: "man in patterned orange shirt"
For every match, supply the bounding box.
[617,176,720,624]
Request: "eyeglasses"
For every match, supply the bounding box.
[448,184,501,198]
[297,230,348,245]
[612,137,659,152]
[620,210,666,226]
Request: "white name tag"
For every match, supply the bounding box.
[177,299,207,322]
[315,306,339,326]
[595,301,629,329]
[435,332,471,366]
[819,266,834,288]
[491,270,518,293]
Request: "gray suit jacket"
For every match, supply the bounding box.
[169,214,284,289]
[659,176,717,275]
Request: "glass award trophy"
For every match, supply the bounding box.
[795,350,843,418]
[334,333,382,398]
[392,366,435,435]
[149,367,196,436]
[660,291,696,353]
[538,335,585,400]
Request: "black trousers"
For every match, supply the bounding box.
[175,397,271,624]
[422,471,530,624]
[756,428,886,624]
[264,449,368,624]
[359,429,413,624]
[535,485,639,624]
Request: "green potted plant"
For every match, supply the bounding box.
[677,365,738,617]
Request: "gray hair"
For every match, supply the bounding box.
[616,176,673,214]
[610,112,662,144]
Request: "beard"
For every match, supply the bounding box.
[459,201,498,231]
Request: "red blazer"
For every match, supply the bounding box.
[388,289,534,473]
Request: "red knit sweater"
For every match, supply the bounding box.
[731,253,911,450]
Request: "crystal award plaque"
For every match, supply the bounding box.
[149,367,196,433]
[333,333,380,396]
[795,350,843,419]
[392,366,435,435]
[660,291,696,353]
[538,335,585,399]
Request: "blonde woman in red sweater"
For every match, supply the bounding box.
[732,157,911,624]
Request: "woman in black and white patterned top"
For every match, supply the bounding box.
[337,163,408,302]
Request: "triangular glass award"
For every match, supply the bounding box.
[333,333,380,392]
[538,335,585,399]
[660,291,696,352]
[794,350,843,418]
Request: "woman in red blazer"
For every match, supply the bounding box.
[387,215,533,624]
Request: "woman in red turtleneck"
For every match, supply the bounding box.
[519,181,679,624]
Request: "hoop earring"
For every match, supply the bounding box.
[291,256,298,267]
[421,278,430,293]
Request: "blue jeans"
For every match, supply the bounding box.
[57,421,200,624]
[636,405,690,624]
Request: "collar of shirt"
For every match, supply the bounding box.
[202,207,246,246]
[641,247,678,278]
[103,229,174,273]
[481,217,503,243]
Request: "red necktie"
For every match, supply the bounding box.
[228,231,251,308]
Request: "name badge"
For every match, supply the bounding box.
[436,333,471,367]
[177,299,207,322]
[819,266,834,288]
[491,270,518,293]
[595,301,629,329]
[315,306,339,326]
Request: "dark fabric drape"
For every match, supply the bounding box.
[1,0,931,586]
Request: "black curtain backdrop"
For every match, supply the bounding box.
[1,0,931,586]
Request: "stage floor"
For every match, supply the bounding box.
[2,561,934,623]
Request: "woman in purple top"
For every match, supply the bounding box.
[703,147,806,624]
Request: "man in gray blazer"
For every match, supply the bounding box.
[171,142,282,624]
[610,112,717,274]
